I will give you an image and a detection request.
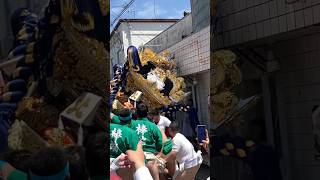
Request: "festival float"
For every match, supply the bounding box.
[0,0,108,152]
[211,50,259,128]
[210,49,270,176]
[110,46,190,112]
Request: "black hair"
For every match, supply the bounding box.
[0,150,32,172]
[149,109,160,116]
[29,147,68,176]
[85,132,107,177]
[118,108,132,118]
[169,121,180,133]
[160,78,173,96]
[136,103,148,118]
[65,146,89,180]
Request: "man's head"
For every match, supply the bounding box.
[168,121,180,137]
[29,147,69,178]
[148,109,160,123]
[136,103,148,118]
[118,108,132,124]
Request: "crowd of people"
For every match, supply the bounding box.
[0,130,108,179]
[110,103,209,180]
[0,104,208,180]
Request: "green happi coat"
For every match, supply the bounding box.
[129,118,163,154]
[111,115,120,124]
[110,123,139,158]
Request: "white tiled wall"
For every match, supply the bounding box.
[214,0,320,49]
[163,26,210,76]
[273,32,320,180]
[155,26,210,125]
[145,15,193,53]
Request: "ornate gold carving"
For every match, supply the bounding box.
[16,97,60,133]
[139,48,176,70]
[121,48,187,108]
[211,50,242,123]
[99,0,109,16]
[66,97,90,118]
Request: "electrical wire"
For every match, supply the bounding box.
[111,0,136,27]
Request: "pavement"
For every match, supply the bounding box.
[196,164,210,180]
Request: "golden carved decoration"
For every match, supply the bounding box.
[120,48,187,108]
[99,0,109,16]
[211,50,242,123]
[139,48,176,70]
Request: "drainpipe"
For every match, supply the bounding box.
[192,77,197,108]
[192,77,202,123]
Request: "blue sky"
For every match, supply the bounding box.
[110,0,191,30]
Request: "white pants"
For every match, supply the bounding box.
[173,150,203,179]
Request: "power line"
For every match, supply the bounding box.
[111,0,136,27]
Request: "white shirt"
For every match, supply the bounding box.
[134,166,153,180]
[157,116,171,131]
[147,71,165,90]
[172,133,197,165]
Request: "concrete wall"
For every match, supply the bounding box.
[145,15,193,53]
[190,0,210,33]
[0,0,49,60]
[195,71,210,126]
[273,32,320,180]
[121,22,174,54]
[214,0,320,49]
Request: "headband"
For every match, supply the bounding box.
[0,160,6,169]
[29,162,69,180]
[119,113,132,121]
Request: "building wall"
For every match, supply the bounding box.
[214,0,320,49]
[190,0,210,33]
[163,26,210,76]
[273,32,320,180]
[110,21,175,73]
[156,26,210,125]
[195,71,210,126]
[145,14,193,53]
[110,26,124,76]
